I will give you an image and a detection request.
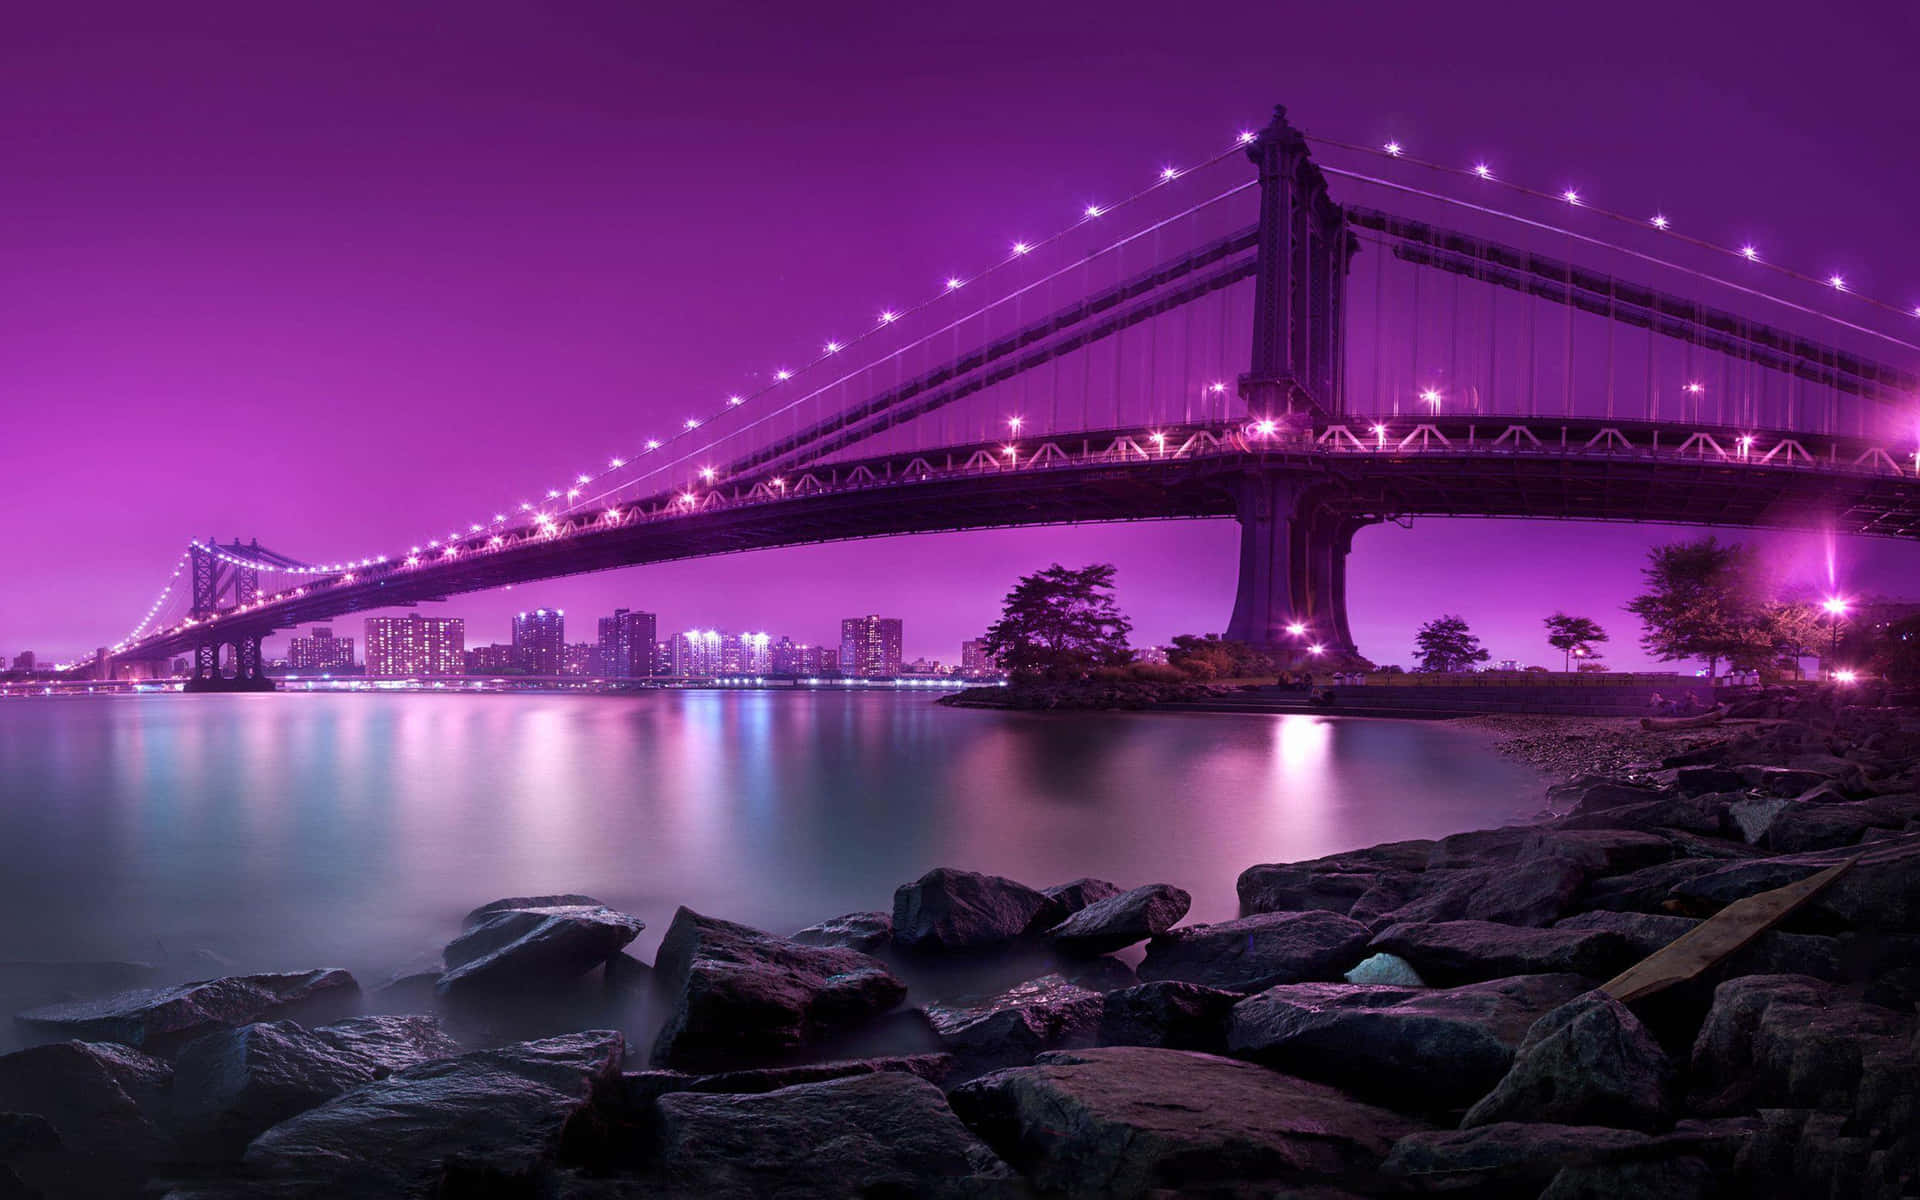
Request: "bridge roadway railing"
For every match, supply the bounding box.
[113,416,1917,662]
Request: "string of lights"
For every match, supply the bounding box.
[55,551,190,670]
[1304,131,1920,342]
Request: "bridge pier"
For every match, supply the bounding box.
[183,540,277,693]
[1225,473,1366,664]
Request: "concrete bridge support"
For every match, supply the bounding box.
[183,540,276,693]
[1224,473,1367,663]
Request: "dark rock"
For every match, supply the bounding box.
[659,1054,953,1097]
[1518,829,1678,878]
[1689,974,1914,1113]
[1552,795,1726,836]
[1367,860,1586,930]
[649,907,906,1069]
[0,1040,172,1197]
[1347,872,1430,926]
[1381,1123,1659,1193]
[1675,766,1745,796]
[1036,877,1124,927]
[1765,801,1899,853]
[1462,991,1674,1132]
[1554,910,1843,980]
[892,867,1050,953]
[1427,828,1534,868]
[438,903,644,996]
[648,1070,1010,1197]
[1098,981,1241,1053]
[790,910,892,954]
[950,1046,1426,1196]
[311,1014,461,1075]
[1668,837,1920,930]
[0,1113,58,1159]
[463,894,605,926]
[243,1031,624,1197]
[1565,781,1665,813]
[1139,910,1370,992]
[1226,975,1591,1110]
[1046,883,1190,955]
[1369,921,1634,986]
[924,974,1103,1073]
[1235,867,1379,917]
[172,1021,380,1159]
[1541,1155,1714,1200]
[13,970,357,1050]
[1584,857,1749,914]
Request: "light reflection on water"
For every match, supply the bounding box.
[0,691,1540,993]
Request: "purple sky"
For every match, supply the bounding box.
[5,1,1918,670]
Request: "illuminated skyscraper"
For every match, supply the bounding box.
[289,626,355,671]
[364,615,464,676]
[672,629,723,677]
[840,615,903,678]
[961,638,1001,676]
[512,609,565,674]
[597,608,657,678]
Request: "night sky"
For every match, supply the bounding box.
[6,1,1918,670]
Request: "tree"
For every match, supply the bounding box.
[1166,634,1273,681]
[1543,613,1609,672]
[1624,537,1771,678]
[1872,614,1920,687]
[1758,600,1823,679]
[1414,615,1490,673]
[982,563,1134,681]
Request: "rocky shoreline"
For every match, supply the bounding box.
[2,702,1916,1198]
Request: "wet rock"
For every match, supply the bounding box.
[1463,991,1674,1132]
[172,1021,380,1160]
[790,910,892,954]
[924,974,1103,1074]
[1226,975,1592,1110]
[1097,981,1240,1053]
[1584,857,1739,914]
[13,969,357,1051]
[950,1046,1425,1196]
[438,902,644,996]
[1344,951,1425,986]
[0,1040,172,1198]
[1427,828,1534,868]
[1369,921,1634,986]
[1237,843,1435,917]
[1139,910,1370,992]
[1381,1123,1659,1194]
[1554,910,1843,980]
[463,894,605,925]
[1552,795,1726,836]
[0,1113,58,1158]
[1518,829,1678,878]
[1765,802,1898,853]
[1367,860,1586,929]
[1046,883,1190,955]
[1669,837,1920,930]
[1541,1155,1714,1200]
[1565,781,1665,813]
[243,1031,624,1197]
[1689,974,1914,1113]
[649,907,907,1069]
[648,1070,1010,1197]
[1674,766,1745,796]
[311,1014,461,1075]
[1036,878,1123,926]
[641,1053,953,1099]
[892,867,1050,953]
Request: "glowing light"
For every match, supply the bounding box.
[1007,416,1023,431]
[1308,643,1326,655]
[824,341,841,353]
[609,458,624,468]
[547,488,561,498]
[1011,242,1030,255]
[646,439,661,450]
[774,370,792,381]
[1160,167,1178,181]
[1685,382,1705,394]
[1383,141,1402,156]
[1651,214,1669,230]
[493,513,505,522]
[1829,275,1846,291]
[442,547,457,557]
[1253,418,1278,436]
[880,310,896,323]
[1562,188,1580,204]
[685,417,701,428]
[699,467,716,481]
[772,477,786,489]
[567,487,581,498]
[1370,423,1387,436]
[680,491,697,505]
[1835,669,1858,684]
[488,535,503,546]
[1822,596,1850,616]
[406,555,420,566]
[946,277,963,290]
[1420,388,1442,405]
[1208,382,1227,394]
[1149,431,1166,445]
[1286,622,1307,637]
[1084,204,1103,218]
[1472,163,1492,179]
[1002,445,1017,458]
[604,508,620,520]
[1741,245,1759,261]
[469,523,482,532]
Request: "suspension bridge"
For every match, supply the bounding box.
[66,105,1920,690]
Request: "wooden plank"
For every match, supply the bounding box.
[1601,856,1860,1005]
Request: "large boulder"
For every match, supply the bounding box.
[171,1016,462,1159]
[1236,843,1434,916]
[1365,860,1587,929]
[1462,991,1675,1132]
[1036,878,1124,927]
[463,894,605,923]
[437,902,643,996]
[790,910,892,954]
[1764,802,1901,853]
[1518,829,1679,878]
[950,1046,1426,1196]
[1382,1123,1662,1194]
[1369,921,1634,986]
[649,907,906,1069]
[1138,911,1370,992]
[923,975,1103,1074]
[1668,837,1920,930]
[1553,910,1843,980]
[13,970,357,1051]
[892,868,1051,952]
[243,1031,623,1196]
[1046,884,1190,955]
[0,1040,172,1198]
[1583,857,1743,914]
[1689,974,1915,1113]
[1098,982,1240,1053]
[1225,975,1592,1110]
[647,1069,1010,1196]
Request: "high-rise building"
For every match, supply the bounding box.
[288,626,356,671]
[652,640,674,677]
[961,638,1002,676]
[512,609,565,674]
[11,651,36,672]
[818,647,839,675]
[673,629,723,677]
[840,615,903,678]
[597,608,658,679]
[563,643,595,676]
[364,615,465,676]
[464,643,519,674]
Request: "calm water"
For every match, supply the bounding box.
[0,691,1541,1009]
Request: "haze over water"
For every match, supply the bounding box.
[0,691,1540,1012]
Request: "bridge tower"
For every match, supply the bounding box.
[184,539,276,693]
[1226,106,1369,661]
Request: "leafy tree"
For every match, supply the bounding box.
[1543,613,1609,672]
[1166,634,1273,680]
[1758,600,1823,679]
[1414,615,1490,673]
[1624,537,1774,678]
[982,563,1134,681]
[1872,614,1920,687]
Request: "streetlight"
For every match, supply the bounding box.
[1822,596,1850,678]
[1285,622,1307,638]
